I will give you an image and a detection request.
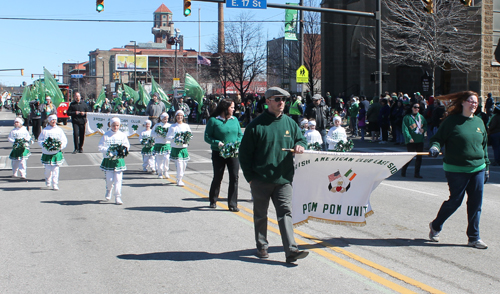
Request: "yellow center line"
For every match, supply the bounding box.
[170,177,445,294]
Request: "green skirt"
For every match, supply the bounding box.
[100,158,127,171]
[141,145,155,156]
[170,147,189,161]
[153,143,171,156]
[10,148,30,160]
[41,151,64,166]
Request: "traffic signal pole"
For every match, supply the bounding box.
[192,0,382,97]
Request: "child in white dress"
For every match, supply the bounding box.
[166,110,192,186]
[8,117,32,179]
[38,115,68,190]
[139,119,156,173]
[152,112,171,179]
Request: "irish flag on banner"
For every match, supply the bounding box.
[292,151,415,227]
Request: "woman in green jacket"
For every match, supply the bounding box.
[204,99,243,211]
[401,102,427,178]
[428,91,489,249]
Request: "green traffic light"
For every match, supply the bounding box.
[184,8,191,16]
[97,4,104,12]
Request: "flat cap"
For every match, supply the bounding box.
[265,87,290,99]
[312,94,322,100]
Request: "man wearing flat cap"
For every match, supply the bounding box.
[304,94,328,150]
[239,87,309,264]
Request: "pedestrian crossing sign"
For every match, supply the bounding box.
[296,65,309,83]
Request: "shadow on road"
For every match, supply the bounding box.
[41,200,112,205]
[125,206,207,213]
[312,237,468,248]
[117,246,295,267]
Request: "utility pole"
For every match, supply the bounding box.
[299,0,304,97]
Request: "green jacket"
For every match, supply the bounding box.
[349,102,359,118]
[431,114,489,172]
[204,116,243,151]
[402,113,427,144]
[239,110,307,184]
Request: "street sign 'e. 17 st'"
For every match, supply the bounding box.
[226,0,267,9]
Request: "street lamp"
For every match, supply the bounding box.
[130,41,137,90]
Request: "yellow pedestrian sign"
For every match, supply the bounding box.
[296,65,309,83]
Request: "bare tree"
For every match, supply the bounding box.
[303,0,321,94]
[363,0,479,96]
[219,12,266,99]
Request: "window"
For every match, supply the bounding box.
[493,0,500,65]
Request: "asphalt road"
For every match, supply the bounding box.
[1,110,499,294]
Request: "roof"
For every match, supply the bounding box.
[154,4,172,14]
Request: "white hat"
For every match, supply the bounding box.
[48,114,58,122]
[110,117,120,125]
[300,119,308,126]
[14,117,24,125]
[175,110,185,117]
[45,96,51,101]
[333,116,342,123]
[144,119,152,126]
[308,120,316,126]
[160,112,169,119]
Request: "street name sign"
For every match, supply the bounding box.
[71,74,84,78]
[296,65,309,83]
[226,0,267,9]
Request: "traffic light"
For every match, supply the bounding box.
[31,74,34,78]
[460,0,472,6]
[183,0,191,17]
[21,69,24,76]
[96,0,104,13]
[423,0,434,14]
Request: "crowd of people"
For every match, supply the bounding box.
[5,87,497,262]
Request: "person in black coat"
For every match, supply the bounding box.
[67,92,90,153]
[304,94,329,150]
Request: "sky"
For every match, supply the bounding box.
[0,0,289,87]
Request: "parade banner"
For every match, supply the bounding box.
[86,113,148,138]
[292,151,415,227]
[284,3,298,41]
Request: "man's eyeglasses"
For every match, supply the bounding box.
[271,97,287,102]
[465,99,478,105]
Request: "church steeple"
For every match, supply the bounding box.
[152,4,174,48]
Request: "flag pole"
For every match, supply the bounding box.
[197,6,201,82]
[281,149,440,156]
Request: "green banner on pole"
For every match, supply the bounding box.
[285,3,298,41]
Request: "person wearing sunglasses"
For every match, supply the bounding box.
[428,91,490,249]
[239,87,309,264]
[401,103,427,178]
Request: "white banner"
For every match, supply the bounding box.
[292,151,415,227]
[86,113,149,138]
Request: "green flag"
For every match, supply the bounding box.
[94,87,106,109]
[151,77,171,111]
[19,86,32,118]
[137,82,151,108]
[123,84,139,103]
[184,73,204,114]
[43,68,64,107]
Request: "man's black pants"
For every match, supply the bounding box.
[72,123,86,151]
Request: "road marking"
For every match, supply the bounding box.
[381,182,439,196]
[171,178,444,294]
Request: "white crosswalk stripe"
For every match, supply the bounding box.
[0,151,212,170]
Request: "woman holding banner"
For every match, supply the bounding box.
[428,91,489,249]
[204,99,243,211]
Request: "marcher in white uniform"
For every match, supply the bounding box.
[8,117,31,179]
[139,119,156,173]
[304,119,323,150]
[326,116,348,151]
[98,117,130,205]
[167,110,192,186]
[152,112,171,179]
[38,115,68,190]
